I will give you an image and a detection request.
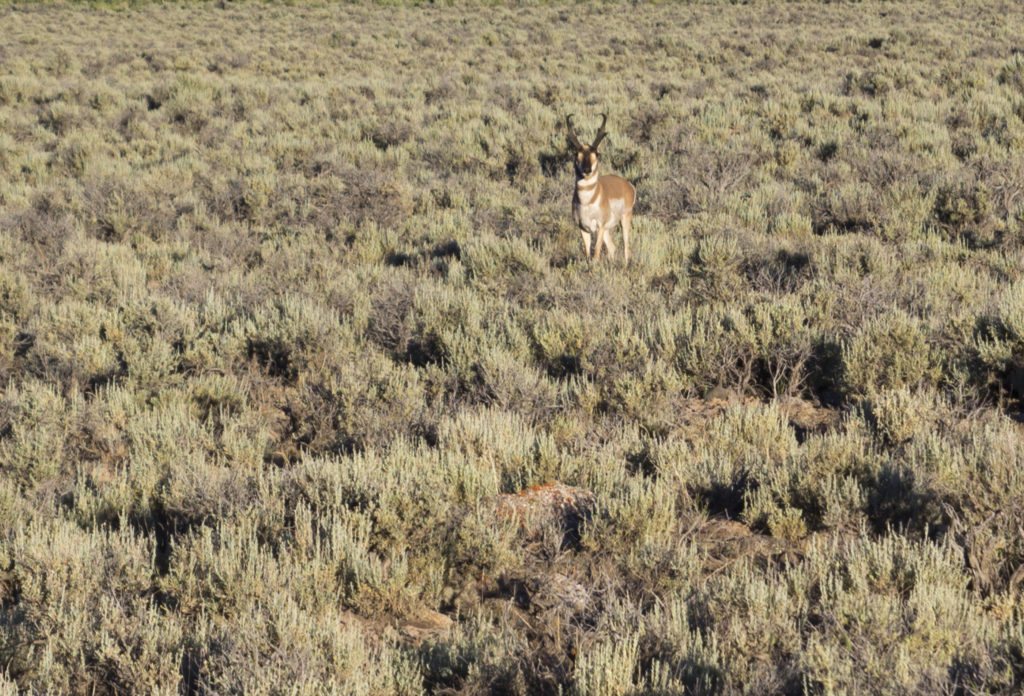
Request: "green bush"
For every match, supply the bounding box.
[842,310,939,397]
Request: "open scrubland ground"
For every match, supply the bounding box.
[3,0,1024,693]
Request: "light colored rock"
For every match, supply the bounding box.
[398,605,453,643]
[492,482,596,539]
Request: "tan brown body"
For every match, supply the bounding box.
[573,170,636,262]
[567,114,636,262]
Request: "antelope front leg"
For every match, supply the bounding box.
[592,227,604,261]
[580,230,592,260]
[602,226,617,260]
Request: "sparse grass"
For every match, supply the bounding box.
[2,1,1024,694]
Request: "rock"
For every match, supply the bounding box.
[779,396,840,437]
[534,572,590,614]
[691,516,799,573]
[463,484,602,627]
[703,385,735,402]
[486,569,593,620]
[492,482,596,541]
[398,605,453,643]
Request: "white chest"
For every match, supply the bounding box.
[575,176,606,232]
[576,200,604,233]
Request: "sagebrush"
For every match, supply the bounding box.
[2,1,1024,694]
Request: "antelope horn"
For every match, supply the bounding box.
[566,114,583,150]
[591,113,608,150]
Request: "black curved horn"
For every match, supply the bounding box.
[566,114,583,150]
[590,113,608,150]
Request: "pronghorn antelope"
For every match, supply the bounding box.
[567,114,636,262]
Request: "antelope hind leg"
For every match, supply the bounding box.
[621,212,632,264]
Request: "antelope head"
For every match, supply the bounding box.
[566,113,608,179]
